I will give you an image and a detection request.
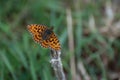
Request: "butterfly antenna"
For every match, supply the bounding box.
[49,26,54,31]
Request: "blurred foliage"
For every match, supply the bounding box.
[0,0,120,80]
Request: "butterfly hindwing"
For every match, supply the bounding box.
[40,40,49,48]
[48,33,61,50]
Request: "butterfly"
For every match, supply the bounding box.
[27,24,61,51]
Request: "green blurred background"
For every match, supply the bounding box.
[0,0,120,80]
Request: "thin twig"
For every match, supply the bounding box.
[73,0,91,79]
[50,49,66,80]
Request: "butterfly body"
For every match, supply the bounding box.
[27,24,61,50]
[42,28,53,40]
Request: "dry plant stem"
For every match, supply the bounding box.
[88,15,96,33]
[66,7,77,80]
[74,0,91,79]
[105,1,114,27]
[77,62,91,80]
[50,50,66,80]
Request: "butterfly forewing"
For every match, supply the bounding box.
[27,24,47,43]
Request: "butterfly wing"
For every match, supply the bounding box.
[40,40,49,48]
[48,33,61,50]
[27,24,48,45]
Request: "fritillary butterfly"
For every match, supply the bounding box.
[27,24,61,50]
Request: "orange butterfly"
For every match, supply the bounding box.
[27,24,61,51]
